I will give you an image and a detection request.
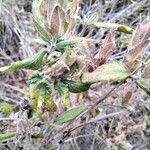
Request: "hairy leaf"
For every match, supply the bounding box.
[29,72,43,84]
[47,5,65,37]
[55,37,92,52]
[94,32,115,65]
[29,73,57,113]
[33,18,52,42]
[62,79,91,93]
[0,50,47,72]
[32,0,53,42]
[54,105,86,124]
[93,22,134,34]
[56,80,71,109]
[32,0,45,27]
[85,12,99,24]
[126,21,150,71]
[81,62,130,84]
[136,78,150,95]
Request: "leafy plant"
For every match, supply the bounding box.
[54,105,86,125]
[0,0,149,125]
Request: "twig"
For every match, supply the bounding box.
[64,134,95,143]
[70,111,125,133]
[0,118,15,121]
[134,142,150,150]
[108,1,148,23]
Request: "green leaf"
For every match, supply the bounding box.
[32,0,45,27]
[136,78,150,95]
[56,80,71,109]
[33,18,52,43]
[93,22,134,34]
[32,0,52,42]
[55,37,92,52]
[54,105,86,125]
[62,79,91,93]
[0,49,47,72]
[0,132,16,141]
[29,72,43,84]
[81,62,130,84]
[0,102,15,113]
[29,73,57,113]
[85,12,99,24]
[35,79,52,95]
